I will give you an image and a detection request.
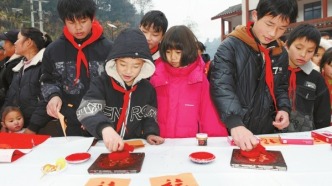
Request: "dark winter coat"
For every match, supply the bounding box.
[210,24,291,134]
[0,54,23,106]
[1,50,44,128]
[77,28,159,139]
[28,28,112,135]
[285,61,331,132]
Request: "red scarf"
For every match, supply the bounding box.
[63,20,103,84]
[111,78,137,133]
[150,45,158,55]
[288,66,301,110]
[246,22,277,111]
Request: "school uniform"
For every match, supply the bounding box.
[77,28,160,139]
[286,61,331,132]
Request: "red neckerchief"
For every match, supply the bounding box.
[63,20,103,84]
[150,45,158,55]
[246,22,278,111]
[288,66,301,110]
[111,78,137,133]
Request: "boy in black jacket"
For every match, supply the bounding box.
[285,24,330,132]
[25,0,112,136]
[210,0,298,150]
[77,28,164,152]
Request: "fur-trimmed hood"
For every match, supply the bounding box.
[105,28,155,88]
[12,48,45,72]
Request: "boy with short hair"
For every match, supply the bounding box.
[285,24,330,132]
[210,0,298,150]
[25,0,112,136]
[139,10,168,61]
[77,28,164,152]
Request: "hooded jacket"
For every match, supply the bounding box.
[77,28,159,139]
[150,57,228,138]
[29,21,112,135]
[1,49,45,128]
[210,24,291,134]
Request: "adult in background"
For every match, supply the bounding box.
[0,30,23,107]
[0,42,5,63]
[1,27,52,129]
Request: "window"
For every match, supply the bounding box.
[304,1,321,20]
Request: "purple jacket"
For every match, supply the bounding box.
[150,57,228,138]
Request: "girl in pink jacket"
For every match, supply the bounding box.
[150,25,228,138]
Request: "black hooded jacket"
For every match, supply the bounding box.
[77,28,159,139]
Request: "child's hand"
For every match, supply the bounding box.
[147,135,165,145]
[102,127,124,152]
[47,96,62,118]
[273,110,289,130]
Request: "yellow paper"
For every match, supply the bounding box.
[150,173,198,186]
[125,139,145,148]
[85,177,130,186]
[260,137,283,146]
[57,112,67,138]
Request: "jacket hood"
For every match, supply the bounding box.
[105,28,155,87]
[229,24,283,56]
[12,48,45,72]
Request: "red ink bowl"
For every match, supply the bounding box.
[65,152,91,164]
[189,151,215,164]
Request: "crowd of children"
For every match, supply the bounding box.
[1,0,332,152]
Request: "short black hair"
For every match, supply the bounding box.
[286,24,321,54]
[159,25,198,67]
[57,0,96,22]
[256,0,298,23]
[140,10,168,34]
[320,47,332,70]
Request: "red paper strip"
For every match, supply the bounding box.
[0,133,50,149]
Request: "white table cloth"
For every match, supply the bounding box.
[1,128,332,186]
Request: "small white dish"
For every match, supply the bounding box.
[65,152,91,164]
[189,151,215,164]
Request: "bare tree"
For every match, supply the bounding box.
[132,0,152,14]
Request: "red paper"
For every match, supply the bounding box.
[108,143,134,160]
[0,133,50,149]
[0,133,50,162]
[240,143,266,158]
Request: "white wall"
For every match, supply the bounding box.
[242,0,332,24]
